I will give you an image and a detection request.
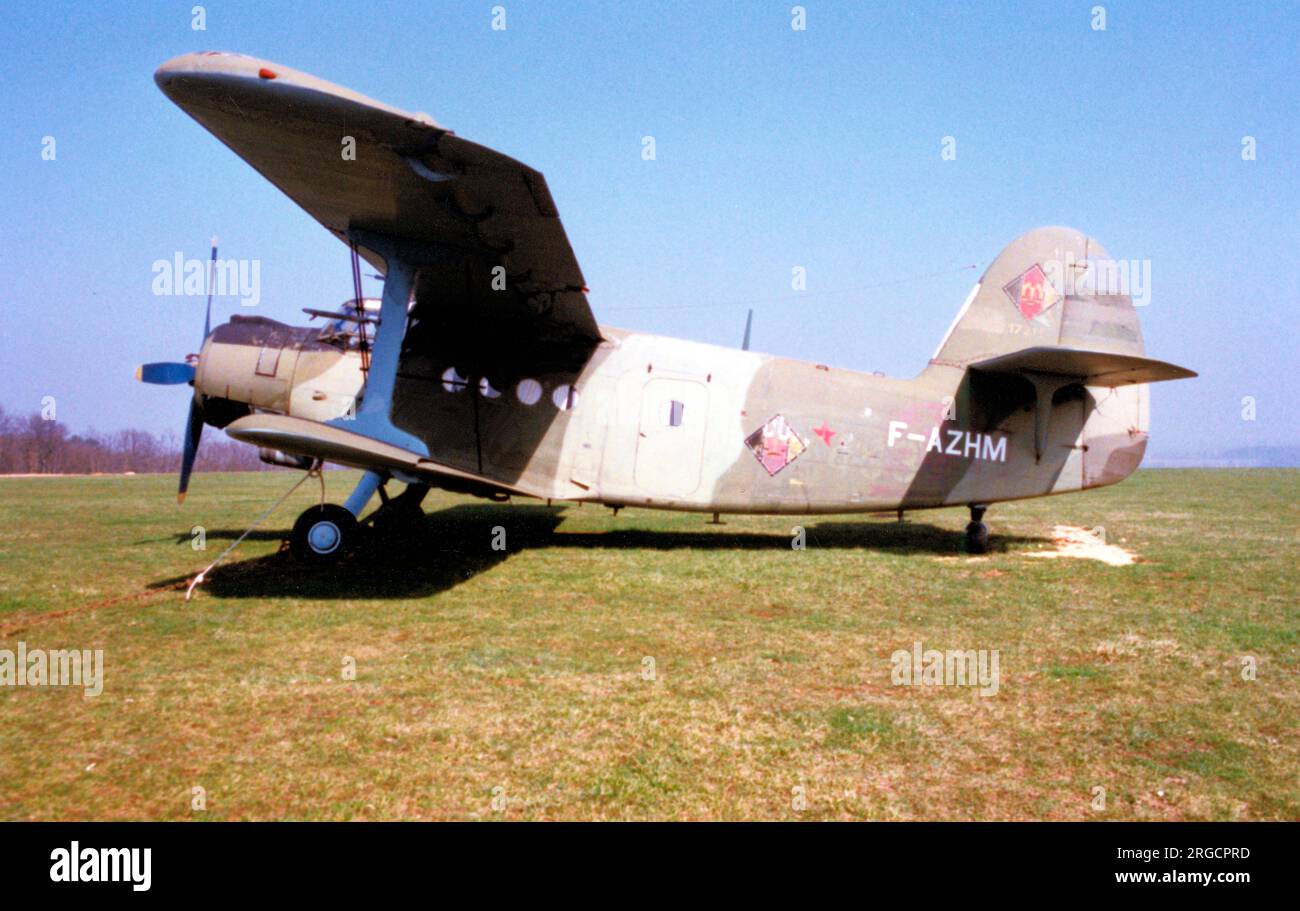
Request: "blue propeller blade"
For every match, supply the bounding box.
[136,361,196,385]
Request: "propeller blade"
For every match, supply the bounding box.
[178,396,205,504]
[136,361,196,385]
[203,235,218,340]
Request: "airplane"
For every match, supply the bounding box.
[139,51,1195,563]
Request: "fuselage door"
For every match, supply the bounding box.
[634,378,709,497]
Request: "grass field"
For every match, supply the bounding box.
[0,468,1295,820]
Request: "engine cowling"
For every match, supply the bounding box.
[195,315,364,423]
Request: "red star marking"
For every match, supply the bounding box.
[813,422,837,446]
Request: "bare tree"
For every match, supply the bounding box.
[0,409,274,475]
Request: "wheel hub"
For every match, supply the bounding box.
[307,520,341,554]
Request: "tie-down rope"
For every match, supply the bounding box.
[185,465,324,601]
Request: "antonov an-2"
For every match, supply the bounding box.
[139,52,1195,562]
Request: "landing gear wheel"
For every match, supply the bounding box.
[290,504,358,563]
[965,504,990,554]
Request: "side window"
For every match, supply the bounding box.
[668,400,685,427]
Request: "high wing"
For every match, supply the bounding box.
[155,52,601,379]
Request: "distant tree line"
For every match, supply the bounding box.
[0,405,271,475]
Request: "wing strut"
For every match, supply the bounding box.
[349,241,372,376]
[327,229,449,456]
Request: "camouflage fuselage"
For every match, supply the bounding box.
[198,318,1148,515]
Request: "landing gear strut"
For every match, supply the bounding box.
[965,504,990,554]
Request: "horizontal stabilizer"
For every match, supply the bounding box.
[224,414,532,496]
[970,347,1196,386]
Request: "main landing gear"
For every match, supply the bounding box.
[965,504,990,555]
[288,472,429,564]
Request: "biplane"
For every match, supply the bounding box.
[139,52,1195,561]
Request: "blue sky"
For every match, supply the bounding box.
[1,0,1295,457]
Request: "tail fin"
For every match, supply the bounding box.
[932,226,1146,367]
[928,227,1194,492]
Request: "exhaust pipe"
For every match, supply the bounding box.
[258,447,315,470]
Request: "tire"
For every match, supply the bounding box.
[290,504,358,563]
[964,521,990,554]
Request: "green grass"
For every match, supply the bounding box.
[1047,664,1106,680]
[0,468,1296,820]
[825,706,896,749]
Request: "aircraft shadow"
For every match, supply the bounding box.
[148,503,1045,600]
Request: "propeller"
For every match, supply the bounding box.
[178,393,205,503]
[135,236,218,503]
[177,236,220,503]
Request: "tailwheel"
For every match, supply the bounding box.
[290,503,358,563]
[965,504,990,554]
